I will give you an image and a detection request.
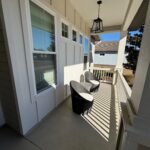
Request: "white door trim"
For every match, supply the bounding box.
[19,0,59,103]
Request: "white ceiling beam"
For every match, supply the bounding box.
[122,0,143,31]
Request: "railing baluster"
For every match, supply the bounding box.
[100,70,101,80]
[90,67,114,83]
[99,70,101,80]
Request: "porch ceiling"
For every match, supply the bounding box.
[70,0,130,28]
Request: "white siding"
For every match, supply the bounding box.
[1,0,90,134]
[0,12,19,130]
[1,0,38,134]
[94,53,118,66]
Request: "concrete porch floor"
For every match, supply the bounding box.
[0,83,120,150]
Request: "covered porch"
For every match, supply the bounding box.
[0,0,150,150]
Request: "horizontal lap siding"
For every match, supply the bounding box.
[0,17,19,130]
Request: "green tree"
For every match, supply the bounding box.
[124,25,144,73]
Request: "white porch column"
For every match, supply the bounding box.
[113,31,127,84]
[89,43,95,72]
[122,1,150,149]
[131,0,150,114]
[116,31,127,73]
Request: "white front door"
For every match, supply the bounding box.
[27,0,57,121]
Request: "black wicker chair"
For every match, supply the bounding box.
[70,81,94,115]
[84,71,100,92]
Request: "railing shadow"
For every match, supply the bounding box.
[81,83,120,149]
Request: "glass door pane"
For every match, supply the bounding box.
[33,54,56,93]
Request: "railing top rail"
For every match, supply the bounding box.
[89,67,114,72]
[117,70,132,98]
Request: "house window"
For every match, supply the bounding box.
[62,23,68,38]
[30,1,56,93]
[79,34,83,44]
[72,30,77,42]
[100,53,105,56]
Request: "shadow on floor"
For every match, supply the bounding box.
[0,83,120,150]
[26,83,120,150]
[82,83,120,150]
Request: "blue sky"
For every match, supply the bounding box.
[99,30,140,42]
[99,32,120,41]
[84,38,89,54]
[129,30,140,36]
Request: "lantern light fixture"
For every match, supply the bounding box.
[91,0,103,33]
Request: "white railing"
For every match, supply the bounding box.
[90,66,134,139]
[118,71,131,98]
[89,66,132,102]
[89,66,131,100]
[115,70,132,103]
[90,67,114,83]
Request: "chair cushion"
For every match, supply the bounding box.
[80,82,92,91]
[79,92,93,102]
[89,80,99,85]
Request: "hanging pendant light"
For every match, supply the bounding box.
[91,0,103,33]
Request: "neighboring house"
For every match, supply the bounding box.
[94,41,119,66]
[94,41,127,66]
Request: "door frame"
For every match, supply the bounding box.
[19,0,59,103]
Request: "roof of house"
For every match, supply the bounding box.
[95,41,119,53]
[91,35,100,43]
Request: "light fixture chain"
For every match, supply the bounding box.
[98,2,101,18]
